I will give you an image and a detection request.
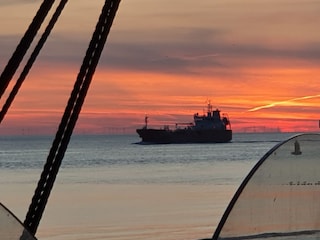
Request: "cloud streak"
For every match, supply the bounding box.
[248,94,320,112]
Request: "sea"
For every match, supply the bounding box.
[0,132,299,240]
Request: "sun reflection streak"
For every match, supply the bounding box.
[248,94,320,112]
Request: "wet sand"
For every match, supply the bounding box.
[2,183,237,240]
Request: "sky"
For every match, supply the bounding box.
[0,0,319,135]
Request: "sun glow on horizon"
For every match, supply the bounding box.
[0,1,320,135]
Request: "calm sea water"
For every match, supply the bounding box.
[0,132,298,240]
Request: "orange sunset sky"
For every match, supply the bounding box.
[0,0,319,135]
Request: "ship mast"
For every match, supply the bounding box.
[144,115,148,129]
[207,101,213,117]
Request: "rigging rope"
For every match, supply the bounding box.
[0,0,68,123]
[0,0,56,99]
[24,0,121,235]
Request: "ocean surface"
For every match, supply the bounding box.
[0,132,298,240]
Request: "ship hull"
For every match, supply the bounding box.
[136,128,232,144]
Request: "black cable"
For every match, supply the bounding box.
[0,0,69,123]
[0,0,56,98]
[24,0,121,235]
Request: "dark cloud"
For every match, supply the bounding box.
[2,0,320,75]
[99,33,320,75]
[2,24,320,77]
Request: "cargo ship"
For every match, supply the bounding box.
[136,104,232,144]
